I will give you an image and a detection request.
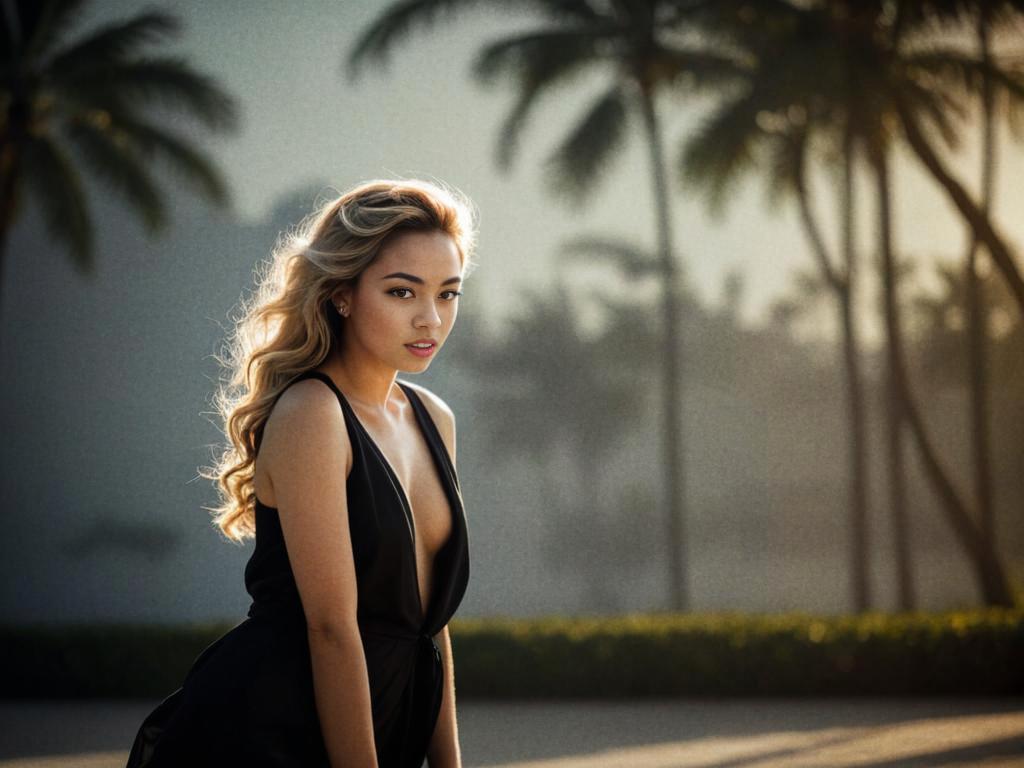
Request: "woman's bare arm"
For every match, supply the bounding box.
[261,379,377,768]
[427,624,461,768]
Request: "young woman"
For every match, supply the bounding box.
[126,178,476,768]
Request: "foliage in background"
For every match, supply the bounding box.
[0,0,238,317]
[4,607,1020,698]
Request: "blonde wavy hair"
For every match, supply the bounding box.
[200,178,478,543]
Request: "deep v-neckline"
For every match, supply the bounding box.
[333,379,452,629]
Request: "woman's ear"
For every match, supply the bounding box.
[331,285,353,317]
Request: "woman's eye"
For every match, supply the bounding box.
[389,288,462,300]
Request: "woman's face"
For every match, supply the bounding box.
[335,229,463,373]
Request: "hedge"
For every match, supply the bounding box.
[1,609,1020,698]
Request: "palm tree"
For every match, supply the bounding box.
[0,0,238,320]
[914,0,1022,583]
[846,0,1016,607]
[348,0,741,611]
[889,24,1024,321]
[678,2,875,611]
[677,0,1015,607]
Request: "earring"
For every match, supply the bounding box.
[336,303,348,317]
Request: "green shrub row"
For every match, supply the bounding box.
[2,609,1021,699]
[449,609,1024,697]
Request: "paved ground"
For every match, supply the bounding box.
[0,697,1021,767]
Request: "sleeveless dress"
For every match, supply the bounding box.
[125,370,471,768]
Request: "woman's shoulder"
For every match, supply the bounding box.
[262,377,348,457]
[274,375,344,418]
[255,376,352,507]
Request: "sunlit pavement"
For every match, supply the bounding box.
[0,698,1021,767]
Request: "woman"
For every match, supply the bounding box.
[126,178,476,768]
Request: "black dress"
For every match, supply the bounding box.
[126,370,471,768]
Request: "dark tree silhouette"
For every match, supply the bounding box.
[675,0,1020,607]
[678,0,876,612]
[0,0,239,320]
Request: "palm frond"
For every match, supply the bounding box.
[665,0,814,59]
[474,26,616,169]
[543,83,627,205]
[54,57,239,132]
[899,0,1024,33]
[346,0,596,80]
[21,0,89,61]
[762,127,805,211]
[906,47,1024,139]
[473,26,615,83]
[22,133,93,272]
[349,0,449,77]
[44,10,179,73]
[651,46,748,93]
[679,86,761,215]
[66,118,165,232]
[907,47,1024,102]
[103,113,230,205]
[900,77,965,149]
[493,87,544,171]
[561,234,658,278]
[347,0,515,78]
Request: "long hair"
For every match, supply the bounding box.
[200,178,478,543]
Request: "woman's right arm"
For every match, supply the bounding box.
[261,380,377,768]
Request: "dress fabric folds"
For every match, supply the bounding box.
[125,370,471,767]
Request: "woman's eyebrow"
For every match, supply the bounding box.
[380,271,462,286]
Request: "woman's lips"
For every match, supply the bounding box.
[405,342,436,358]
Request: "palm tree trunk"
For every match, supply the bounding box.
[638,82,690,612]
[793,138,871,613]
[965,11,996,554]
[838,284,872,612]
[873,146,915,611]
[873,144,1014,608]
[896,100,1024,318]
[838,132,871,613]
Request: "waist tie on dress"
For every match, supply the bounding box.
[359,622,444,764]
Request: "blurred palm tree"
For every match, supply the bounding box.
[679,1,876,612]
[857,0,1017,608]
[348,0,741,611]
[886,5,1024,318]
[0,0,238,319]
[915,0,1024,569]
[677,0,1018,607]
[909,254,1023,572]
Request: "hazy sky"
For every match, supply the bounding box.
[81,0,1024,347]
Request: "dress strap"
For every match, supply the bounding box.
[397,382,461,493]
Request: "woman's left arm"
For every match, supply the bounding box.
[427,624,461,768]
